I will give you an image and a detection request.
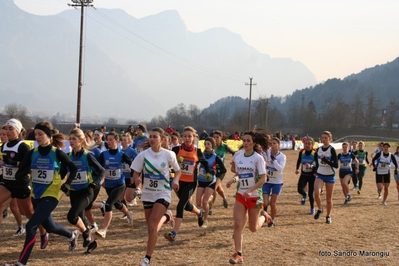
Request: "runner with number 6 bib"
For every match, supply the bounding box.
[95,132,133,239]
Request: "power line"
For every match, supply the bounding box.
[90,8,247,81]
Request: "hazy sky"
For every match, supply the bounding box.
[14,0,399,82]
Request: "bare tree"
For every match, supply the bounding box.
[3,103,33,128]
[365,92,380,129]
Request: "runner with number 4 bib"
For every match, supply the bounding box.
[164,126,212,242]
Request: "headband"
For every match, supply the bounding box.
[94,130,103,136]
[6,119,23,133]
[34,124,53,138]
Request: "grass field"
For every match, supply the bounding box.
[2,146,398,266]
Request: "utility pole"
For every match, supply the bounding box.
[245,78,257,131]
[265,98,269,131]
[68,0,94,125]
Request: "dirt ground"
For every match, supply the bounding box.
[2,146,398,266]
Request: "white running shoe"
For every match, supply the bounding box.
[68,230,80,251]
[134,188,142,199]
[89,224,98,232]
[13,226,25,237]
[139,258,150,266]
[127,212,133,226]
[96,229,107,239]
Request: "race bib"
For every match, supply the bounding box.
[143,173,166,192]
[341,162,350,170]
[122,163,130,173]
[198,167,206,177]
[105,169,121,180]
[238,173,255,189]
[71,171,88,184]
[3,166,17,180]
[302,164,312,173]
[31,165,55,185]
[180,160,195,175]
[267,170,277,178]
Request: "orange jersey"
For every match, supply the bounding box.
[177,147,199,182]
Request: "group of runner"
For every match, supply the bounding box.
[296,135,398,226]
[2,119,399,265]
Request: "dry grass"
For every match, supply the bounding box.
[2,147,398,266]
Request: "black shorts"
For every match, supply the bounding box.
[142,198,170,209]
[339,171,352,179]
[198,180,216,190]
[376,174,390,184]
[0,182,31,199]
[125,178,136,189]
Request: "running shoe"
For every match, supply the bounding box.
[127,211,134,226]
[377,194,382,199]
[164,210,175,228]
[164,231,176,242]
[267,221,275,227]
[314,209,323,220]
[96,229,107,239]
[223,196,229,208]
[347,194,352,202]
[344,198,348,205]
[139,258,150,266]
[260,209,272,224]
[229,253,243,264]
[301,196,306,205]
[100,201,106,216]
[4,262,25,266]
[208,208,213,215]
[82,230,92,248]
[134,188,142,199]
[198,210,204,227]
[2,209,8,219]
[85,240,98,254]
[320,189,324,195]
[357,190,361,195]
[128,198,138,206]
[208,195,214,215]
[201,220,208,228]
[89,224,98,233]
[326,216,332,224]
[382,201,387,206]
[13,226,25,237]
[68,230,80,251]
[40,233,49,249]
[309,209,315,215]
[120,214,127,220]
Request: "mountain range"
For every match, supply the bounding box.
[1,0,316,122]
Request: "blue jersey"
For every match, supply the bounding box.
[121,147,138,179]
[30,146,62,200]
[102,150,124,188]
[197,153,216,183]
[68,151,93,191]
[338,153,353,173]
[132,135,148,151]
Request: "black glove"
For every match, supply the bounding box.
[209,169,216,176]
[60,183,70,193]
